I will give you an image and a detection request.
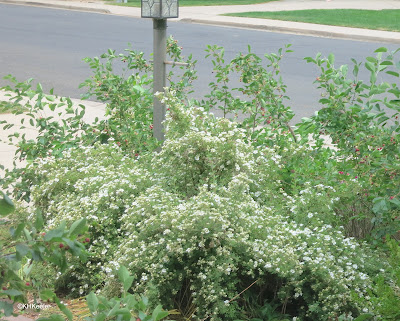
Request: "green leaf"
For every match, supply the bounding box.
[386,71,400,77]
[138,311,147,320]
[365,62,375,72]
[2,289,23,296]
[389,198,400,207]
[68,218,87,237]
[152,305,169,321]
[372,198,389,214]
[34,211,44,230]
[23,262,33,276]
[328,53,335,66]
[366,56,378,64]
[133,85,146,94]
[117,265,130,284]
[374,47,387,53]
[95,313,107,321]
[16,243,30,257]
[23,228,32,241]
[123,276,134,292]
[124,294,138,310]
[114,308,131,318]
[44,221,66,241]
[10,222,25,238]
[354,314,374,321]
[370,72,377,84]
[64,239,81,256]
[107,301,121,317]
[0,301,15,316]
[152,305,162,320]
[0,191,15,216]
[40,289,56,301]
[87,292,99,313]
[319,98,331,104]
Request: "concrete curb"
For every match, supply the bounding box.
[180,18,400,44]
[0,0,111,14]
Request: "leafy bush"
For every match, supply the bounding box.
[0,192,88,319]
[2,43,400,321]
[27,143,153,296]
[299,47,400,239]
[25,95,390,320]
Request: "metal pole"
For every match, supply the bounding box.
[153,18,167,142]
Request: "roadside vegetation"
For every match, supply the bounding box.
[226,9,400,32]
[1,39,400,321]
[0,100,26,114]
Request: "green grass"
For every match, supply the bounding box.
[111,0,276,7]
[225,9,400,32]
[0,101,27,114]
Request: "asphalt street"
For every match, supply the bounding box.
[0,3,399,124]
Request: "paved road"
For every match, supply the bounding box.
[0,4,399,123]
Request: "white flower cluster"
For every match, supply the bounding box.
[108,176,379,320]
[29,142,153,295]
[29,98,387,319]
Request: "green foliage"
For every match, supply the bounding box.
[200,44,296,147]
[2,42,400,321]
[27,99,388,320]
[300,47,400,239]
[83,266,169,321]
[366,239,400,320]
[27,143,153,296]
[79,47,156,155]
[0,193,88,319]
[0,100,26,114]
[1,75,96,162]
[0,37,195,203]
[0,191,15,216]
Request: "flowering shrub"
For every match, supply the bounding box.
[27,142,153,296]
[2,44,400,320]
[25,94,392,320]
[113,179,382,320]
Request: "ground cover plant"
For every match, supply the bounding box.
[226,9,400,32]
[1,41,400,320]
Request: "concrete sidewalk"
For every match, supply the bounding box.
[0,0,399,43]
